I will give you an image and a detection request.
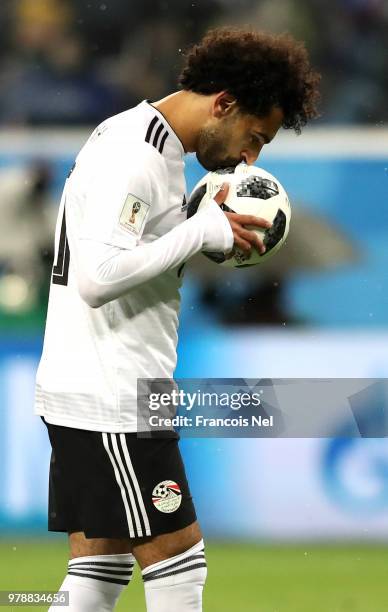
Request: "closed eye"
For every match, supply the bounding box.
[250,134,265,148]
[252,131,271,145]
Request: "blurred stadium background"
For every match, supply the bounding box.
[0,0,388,610]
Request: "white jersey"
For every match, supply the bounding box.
[34,100,233,432]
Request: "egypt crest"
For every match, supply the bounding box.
[152,480,182,513]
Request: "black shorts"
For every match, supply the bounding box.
[41,417,196,539]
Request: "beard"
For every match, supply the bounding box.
[195,123,242,171]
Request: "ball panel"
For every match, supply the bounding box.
[187,184,207,219]
[236,176,279,199]
[263,209,287,253]
[186,182,228,264]
[202,250,227,264]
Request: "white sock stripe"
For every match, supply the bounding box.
[142,556,206,582]
[67,561,134,570]
[110,433,144,536]
[68,561,134,569]
[119,433,152,536]
[68,553,135,564]
[67,570,130,586]
[102,432,135,537]
[142,539,205,576]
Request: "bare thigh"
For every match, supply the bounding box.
[69,521,202,570]
[68,531,132,558]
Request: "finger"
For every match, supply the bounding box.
[213,182,230,205]
[230,214,272,229]
[233,235,252,254]
[229,220,261,254]
[237,228,266,254]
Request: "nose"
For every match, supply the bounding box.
[241,150,259,165]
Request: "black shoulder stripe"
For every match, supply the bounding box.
[158,130,169,153]
[145,116,159,143]
[152,123,164,149]
[145,115,170,154]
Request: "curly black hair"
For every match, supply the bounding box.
[179,27,321,134]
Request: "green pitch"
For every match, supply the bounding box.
[0,538,387,611]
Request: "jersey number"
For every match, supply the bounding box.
[52,207,70,286]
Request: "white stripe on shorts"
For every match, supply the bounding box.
[119,433,151,536]
[102,432,135,537]
[110,434,144,536]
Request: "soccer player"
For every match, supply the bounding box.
[35,27,320,611]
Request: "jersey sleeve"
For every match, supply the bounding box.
[66,133,234,308]
[74,197,234,308]
[75,139,166,250]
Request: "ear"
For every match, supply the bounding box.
[212,92,238,119]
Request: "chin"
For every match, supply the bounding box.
[195,153,215,171]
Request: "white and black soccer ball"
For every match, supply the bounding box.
[187,163,291,267]
[154,484,168,498]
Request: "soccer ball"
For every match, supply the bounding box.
[154,484,168,498]
[187,163,291,267]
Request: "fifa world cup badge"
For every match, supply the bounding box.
[119,193,150,236]
[130,201,141,223]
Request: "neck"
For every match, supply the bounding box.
[151,91,210,153]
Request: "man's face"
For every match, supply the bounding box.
[195,105,284,171]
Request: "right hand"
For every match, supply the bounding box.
[214,182,272,256]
